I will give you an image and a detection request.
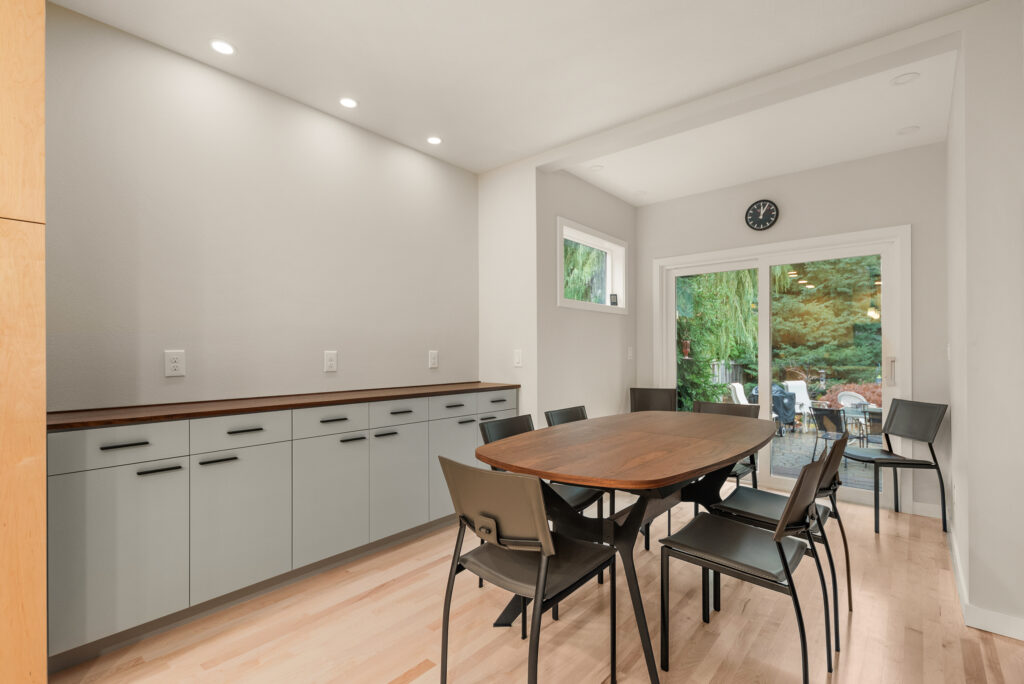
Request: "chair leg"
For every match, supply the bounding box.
[478,538,485,588]
[693,501,699,516]
[552,603,558,621]
[527,556,549,684]
[893,467,900,513]
[441,524,466,684]
[805,531,833,673]
[935,465,948,533]
[598,497,605,585]
[779,546,809,684]
[830,493,853,612]
[701,567,710,623]
[873,464,880,534]
[750,455,758,489]
[713,570,721,612]
[644,522,650,551]
[660,548,670,671]
[817,518,840,652]
[521,595,527,640]
[610,559,617,683]
[667,508,672,536]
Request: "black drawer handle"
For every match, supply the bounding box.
[137,464,182,476]
[389,409,414,415]
[374,431,398,438]
[458,418,477,425]
[445,403,465,409]
[340,435,367,443]
[490,398,507,404]
[320,417,349,424]
[100,440,150,451]
[480,416,497,421]
[199,455,239,466]
[227,427,264,435]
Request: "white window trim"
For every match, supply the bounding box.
[556,216,628,315]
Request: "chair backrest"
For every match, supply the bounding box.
[784,380,812,411]
[836,391,868,408]
[439,457,555,556]
[817,432,850,490]
[728,382,750,405]
[773,456,827,541]
[544,405,588,427]
[882,399,947,444]
[479,414,535,445]
[630,387,676,412]
[863,407,883,435]
[810,406,844,434]
[692,401,760,419]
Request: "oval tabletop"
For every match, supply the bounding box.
[475,411,778,491]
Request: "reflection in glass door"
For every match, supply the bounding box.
[768,255,882,490]
[675,268,758,411]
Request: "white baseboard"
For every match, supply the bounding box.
[909,500,941,519]
[948,526,1024,642]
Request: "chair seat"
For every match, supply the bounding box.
[711,486,831,527]
[818,431,845,441]
[730,459,754,479]
[843,446,934,467]
[460,533,614,599]
[660,514,807,583]
[550,483,604,511]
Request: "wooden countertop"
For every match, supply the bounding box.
[48,382,520,431]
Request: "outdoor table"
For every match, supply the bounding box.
[476,410,778,683]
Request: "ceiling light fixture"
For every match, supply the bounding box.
[797,279,808,284]
[339,97,358,109]
[897,125,921,136]
[427,136,442,145]
[891,71,921,86]
[210,39,235,55]
[805,284,816,289]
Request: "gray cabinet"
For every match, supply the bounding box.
[369,422,428,541]
[189,442,292,605]
[293,431,370,568]
[47,457,189,655]
[428,415,482,520]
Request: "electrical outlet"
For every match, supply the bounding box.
[428,350,439,369]
[164,350,186,377]
[628,346,634,360]
[324,350,338,372]
[513,349,523,368]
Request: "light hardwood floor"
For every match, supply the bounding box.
[53,492,1024,683]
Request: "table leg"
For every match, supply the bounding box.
[494,596,529,628]
[613,497,661,684]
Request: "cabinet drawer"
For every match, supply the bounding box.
[48,456,189,654]
[48,421,189,475]
[369,422,428,540]
[293,403,369,439]
[428,393,477,420]
[477,389,517,412]
[189,410,291,454]
[369,397,428,428]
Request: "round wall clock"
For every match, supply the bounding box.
[745,199,779,231]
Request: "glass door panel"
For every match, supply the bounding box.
[676,268,758,411]
[768,255,882,490]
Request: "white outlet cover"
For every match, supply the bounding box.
[324,350,338,372]
[164,349,186,377]
[428,350,439,369]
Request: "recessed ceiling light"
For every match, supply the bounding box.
[590,164,605,172]
[897,125,921,136]
[891,71,921,86]
[210,39,235,55]
[805,284,816,289]
[339,97,358,109]
[797,279,808,284]
[427,136,442,145]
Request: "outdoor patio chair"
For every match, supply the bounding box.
[439,457,616,684]
[810,406,845,457]
[843,399,948,533]
[861,407,883,447]
[837,391,870,439]
[728,382,750,405]
[784,380,827,432]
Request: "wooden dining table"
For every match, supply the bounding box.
[476,410,778,684]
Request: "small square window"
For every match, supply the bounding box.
[557,217,627,314]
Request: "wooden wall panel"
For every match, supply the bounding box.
[0,0,46,224]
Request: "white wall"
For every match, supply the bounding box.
[636,144,950,508]
[46,7,479,411]
[535,171,636,419]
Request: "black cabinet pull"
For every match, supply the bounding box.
[490,398,507,404]
[445,403,465,409]
[340,435,367,443]
[199,455,239,466]
[458,418,477,425]
[320,417,349,424]
[137,464,182,476]
[227,427,264,435]
[100,440,150,451]
[480,416,497,421]
[389,409,414,415]
[374,431,398,438]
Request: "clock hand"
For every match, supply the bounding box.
[759,203,766,219]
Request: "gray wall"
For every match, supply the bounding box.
[536,171,637,418]
[46,7,479,410]
[636,143,949,507]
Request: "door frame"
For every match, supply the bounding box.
[651,225,913,508]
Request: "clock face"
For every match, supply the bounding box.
[746,199,779,231]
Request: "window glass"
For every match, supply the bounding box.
[563,238,608,304]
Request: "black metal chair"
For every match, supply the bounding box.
[659,456,835,683]
[708,433,852,652]
[629,387,676,412]
[694,401,761,489]
[810,406,846,456]
[439,457,616,684]
[862,406,883,448]
[843,399,948,533]
[544,405,588,426]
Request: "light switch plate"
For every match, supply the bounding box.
[324,350,338,372]
[428,350,439,369]
[164,350,185,377]
[513,349,523,368]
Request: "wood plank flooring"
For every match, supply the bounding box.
[53,492,1024,683]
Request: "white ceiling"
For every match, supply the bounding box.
[567,51,958,205]
[52,0,979,173]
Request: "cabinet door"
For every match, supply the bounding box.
[47,457,189,654]
[190,442,291,605]
[369,422,428,541]
[293,432,370,568]
[428,416,481,520]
